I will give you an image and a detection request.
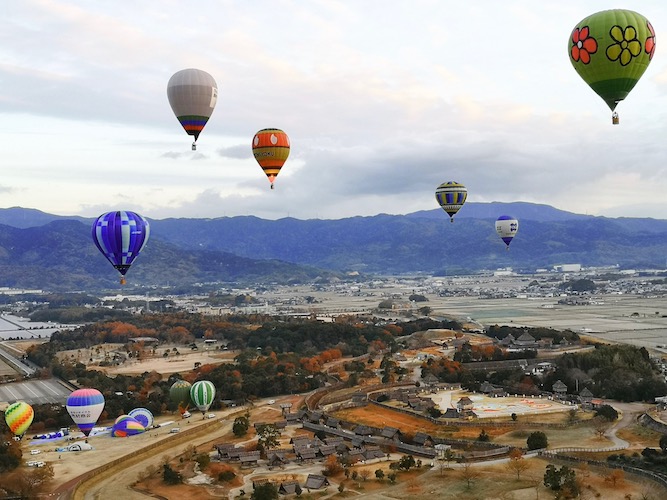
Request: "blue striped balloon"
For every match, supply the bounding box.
[66,388,105,437]
[128,407,154,429]
[92,211,150,284]
[435,181,467,222]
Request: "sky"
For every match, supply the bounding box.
[3,1,667,221]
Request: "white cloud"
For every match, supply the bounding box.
[1,1,667,221]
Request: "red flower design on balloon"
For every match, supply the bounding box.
[645,21,656,60]
[571,26,598,63]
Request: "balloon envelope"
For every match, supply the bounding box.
[495,215,519,248]
[435,182,467,221]
[5,401,34,437]
[190,380,215,414]
[569,9,655,111]
[92,211,150,282]
[111,415,145,437]
[167,68,218,143]
[252,128,290,187]
[128,408,154,429]
[169,380,192,413]
[66,388,105,437]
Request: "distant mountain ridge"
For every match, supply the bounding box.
[0,203,666,291]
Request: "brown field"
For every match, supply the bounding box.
[55,343,237,377]
[333,403,619,448]
[134,447,662,500]
[0,358,17,376]
[333,405,454,438]
[359,458,662,500]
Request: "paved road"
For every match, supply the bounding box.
[0,342,37,375]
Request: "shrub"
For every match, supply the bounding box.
[527,431,548,450]
[218,470,236,482]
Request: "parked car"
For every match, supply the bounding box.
[30,449,41,455]
[170,428,180,433]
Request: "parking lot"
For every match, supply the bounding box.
[0,378,71,406]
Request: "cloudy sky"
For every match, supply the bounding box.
[2,1,667,221]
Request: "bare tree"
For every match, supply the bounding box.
[0,464,55,498]
[593,416,610,439]
[459,459,480,490]
[605,469,624,486]
[506,448,529,480]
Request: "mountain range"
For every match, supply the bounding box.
[0,203,666,292]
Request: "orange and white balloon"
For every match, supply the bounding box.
[252,128,290,189]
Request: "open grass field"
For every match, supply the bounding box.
[333,402,618,447]
[0,357,17,376]
[54,343,237,377]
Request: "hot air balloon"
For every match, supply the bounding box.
[435,182,467,222]
[495,215,519,250]
[569,9,655,124]
[252,128,290,189]
[66,388,105,437]
[4,401,34,438]
[190,380,215,416]
[167,68,218,150]
[92,211,150,285]
[111,415,145,437]
[128,408,154,429]
[169,380,192,414]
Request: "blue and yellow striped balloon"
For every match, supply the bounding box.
[435,181,467,222]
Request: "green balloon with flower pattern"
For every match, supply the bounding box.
[569,9,655,111]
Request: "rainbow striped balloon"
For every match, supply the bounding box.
[5,401,34,437]
[111,415,145,437]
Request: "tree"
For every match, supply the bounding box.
[506,449,529,480]
[0,463,55,498]
[543,464,578,495]
[595,404,618,422]
[196,452,210,468]
[0,437,21,472]
[568,408,578,425]
[251,482,279,500]
[527,431,548,450]
[427,407,442,418]
[233,414,250,437]
[443,448,456,467]
[459,459,480,489]
[605,469,624,486]
[387,472,397,484]
[256,424,280,455]
[477,429,490,442]
[398,454,416,470]
[359,469,370,481]
[163,463,182,485]
[375,469,385,481]
[593,416,611,439]
[322,455,343,476]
